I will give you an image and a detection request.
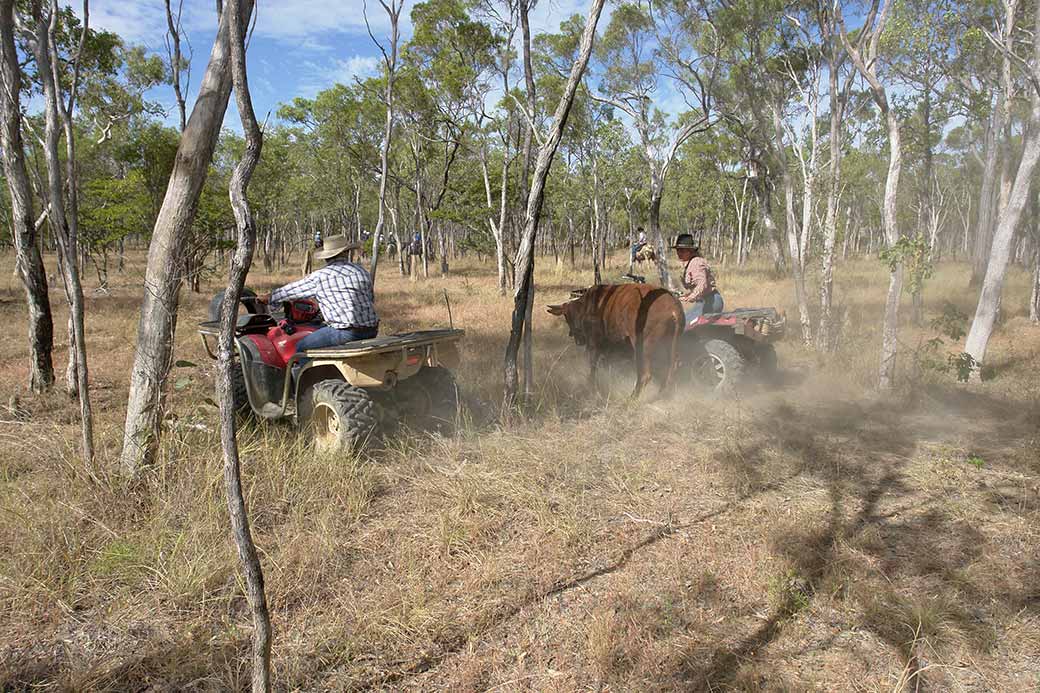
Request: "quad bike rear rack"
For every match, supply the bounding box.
[689,308,786,341]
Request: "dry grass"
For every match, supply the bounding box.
[1,248,1038,692]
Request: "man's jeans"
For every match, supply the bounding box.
[631,242,646,261]
[292,324,379,381]
[684,292,724,324]
[295,325,379,352]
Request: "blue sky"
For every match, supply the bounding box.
[87,0,596,130]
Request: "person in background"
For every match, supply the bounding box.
[301,230,323,275]
[260,235,379,353]
[630,227,648,262]
[673,233,723,323]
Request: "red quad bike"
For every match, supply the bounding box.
[198,289,465,453]
[619,274,786,394]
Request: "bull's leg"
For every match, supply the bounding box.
[658,325,681,398]
[588,350,601,393]
[632,347,653,399]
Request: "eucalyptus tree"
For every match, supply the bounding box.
[715,0,820,342]
[837,0,907,391]
[476,1,520,292]
[164,0,188,131]
[21,0,97,461]
[0,0,53,393]
[365,0,404,283]
[121,0,256,478]
[958,0,1025,284]
[278,83,382,236]
[965,0,1040,372]
[589,1,722,288]
[815,0,860,350]
[216,0,271,687]
[504,0,606,408]
[402,0,498,277]
[881,0,958,228]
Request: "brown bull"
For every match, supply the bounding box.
[547,283,683,398]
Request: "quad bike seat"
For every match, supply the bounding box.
[236,313,276,333]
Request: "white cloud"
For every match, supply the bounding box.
[297,54,381,96]
[338,55,381,81]
[238,0,400,42]
[528,0,589,34]
[86,1,170,46]
[90,0,392,50]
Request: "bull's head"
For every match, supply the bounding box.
[546,299,587,346]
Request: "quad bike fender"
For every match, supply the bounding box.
[236,338,288,418]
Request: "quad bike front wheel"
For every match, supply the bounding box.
[213,362,251,415]
[689,338,745,395]
[307,381,378,454]
[230,362,250,413]
[208,288,259,322]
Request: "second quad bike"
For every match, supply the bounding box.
[619,273,786,394]
[199,290,465,453]
[682,307,785,394]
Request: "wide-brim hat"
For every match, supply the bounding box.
[671,233,699,250]
[314,235,361,260]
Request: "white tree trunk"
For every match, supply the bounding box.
[121,0,254,477]
[1030,242,1039,323]
[818,29,849,352]
[367,0,402,285]
[965,88,1040,365]
[839,0,904,390]
[877,109,904,390]
[0,0,54,392]
[33,0,93,461]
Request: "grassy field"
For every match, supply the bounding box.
[1,249,1038,691]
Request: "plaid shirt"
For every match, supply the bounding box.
[270,260,379,329]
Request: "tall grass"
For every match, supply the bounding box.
[0,249,1037,690]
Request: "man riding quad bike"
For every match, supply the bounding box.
[200,235,464,452]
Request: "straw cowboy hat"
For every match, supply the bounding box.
[314,235,361,260]
[671,233,700,250]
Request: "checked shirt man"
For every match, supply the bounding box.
[258,235,379,353]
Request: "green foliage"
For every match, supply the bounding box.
[930,302,969,341]
[768,568,811,618]
[78,172,151,251]
[912,303,978,383]
[946,352,979,383]
[879,234,933,295]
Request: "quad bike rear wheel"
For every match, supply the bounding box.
[690,338,745,395]
[393,366,460,434]
[307,381,378,453]
[755,343,778,381]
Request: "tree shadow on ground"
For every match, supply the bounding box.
[653,388,1039,691]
